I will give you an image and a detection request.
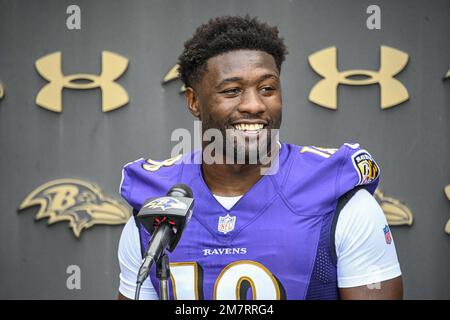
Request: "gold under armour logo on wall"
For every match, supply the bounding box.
[19,179,131,238]
[308,46,409,109]
[35,51,129,113]
[162,64,186,92]
[0,81,4,99]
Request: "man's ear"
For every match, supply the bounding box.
[185,87,201,119]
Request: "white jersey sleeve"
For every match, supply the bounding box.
[118,216,158,300]
[335,189,402,288]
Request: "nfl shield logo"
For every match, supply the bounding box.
[218,214,236,234]
[383,225,392,244]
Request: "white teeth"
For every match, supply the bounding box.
[233,123,264,131]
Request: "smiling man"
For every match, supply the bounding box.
[117,15,403,300]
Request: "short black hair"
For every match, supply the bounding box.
[178,15,288,87]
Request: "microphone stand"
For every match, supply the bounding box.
[156,253,170,300]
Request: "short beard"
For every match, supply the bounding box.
[222,128,279,165]
[201,114,281,167]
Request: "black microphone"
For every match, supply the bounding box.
[134,184,194,299]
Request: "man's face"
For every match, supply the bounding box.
[188,49,282,163]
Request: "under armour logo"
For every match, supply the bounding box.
[35,51,129,113]
[162,64,186,92]
[308,46,409,109]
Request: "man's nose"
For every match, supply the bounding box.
[238,88,267,114]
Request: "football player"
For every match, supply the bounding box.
[117,15,402,300]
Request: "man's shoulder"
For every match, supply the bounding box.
[283,142,360,162]
[124,154,185,174]
[282,142,369,174]
[279,142,381,213]
[119,152,195,210]
[120,154,184,185]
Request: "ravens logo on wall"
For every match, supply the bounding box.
[18,179,131,238]
[374,189,413,226]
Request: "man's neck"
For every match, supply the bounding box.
[201,162,263,197]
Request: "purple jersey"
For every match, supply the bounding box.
[120,143,380,300]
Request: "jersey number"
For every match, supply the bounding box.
[300,146,337,158]
[169,260,281,300]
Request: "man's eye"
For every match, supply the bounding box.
[260,86,275,94]
[221,88,241,95]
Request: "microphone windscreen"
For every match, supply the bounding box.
[167,184,193,198]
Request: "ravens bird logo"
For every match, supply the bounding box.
[374,189,413,226]
[19,179,131,238]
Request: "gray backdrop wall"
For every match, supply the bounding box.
[0,0,449,299]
